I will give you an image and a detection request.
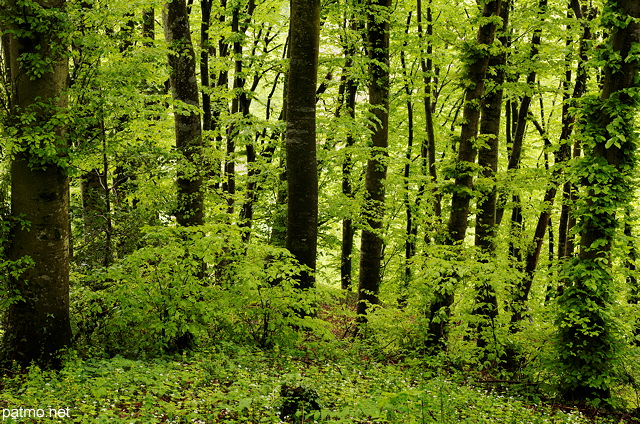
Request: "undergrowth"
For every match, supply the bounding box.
[0,343,621,423]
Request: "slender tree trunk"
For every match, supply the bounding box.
[625,206,639,342]
[164,0,204,227]
[418,0,441,218]
[162,0,206,351]
[356,0,392,323]
[269,38,289,249]
[502,0,547,273]
[80,165,112,267]
[1,0,72,368]
[238,29,284,244]
[514,1,592,317]
[286,0,320,292]
[222,7,241,214]
[400,12,417,306]
[557,0,640,402]
[208,0,229,192]
[200,0,213,132]
[339,20,359,291]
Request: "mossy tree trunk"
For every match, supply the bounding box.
[557,0,640,402]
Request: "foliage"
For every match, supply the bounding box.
[71,223,326,356]
[0,346,619,423]
[553,0,640,402]
[1,0,640,415]
[0,0,71,80]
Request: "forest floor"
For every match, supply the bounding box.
[0,340,630,424]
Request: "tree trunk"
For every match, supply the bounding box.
[557,0,640,402]
[163,0,205,351]
[426,0,502,348]
[418,0,441,218]
[557,0,592,263]
[356,0,392,323]
[502,0,547,270]
[1,0,72,368]
[400,12,416,306]
[164,0,205,227]
[200,0,213,132]
[473,1,509,351]
[339,20,359,291]
[80,167,112,267]
[514,0,592,317]
[142,8,155,45]
[286,0,320,292]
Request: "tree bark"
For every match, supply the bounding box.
[557,0,592,262]
[200,0,213,132]
[1,0,72,368]
[513,1,592,317]
[142,8,155,45]
[164,0,205,227]
[286,0,320,292]
[418,0,441,218]
[400,12,416,306]
[444,0,502,244]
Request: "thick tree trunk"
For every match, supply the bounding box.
[356,0,392,322]
[286,0,320,292]
[164,0,204,227]
[1,0,72,368]
[558,0,640,402]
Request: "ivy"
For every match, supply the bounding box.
[556,0,640,403]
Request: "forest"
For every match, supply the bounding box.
[1,0,640,421]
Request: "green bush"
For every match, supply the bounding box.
[71,223,323,357]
